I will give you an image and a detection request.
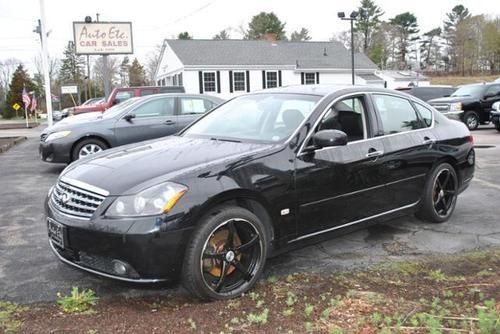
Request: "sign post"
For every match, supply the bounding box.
[61,85,79,107]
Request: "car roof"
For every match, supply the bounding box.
[250,84,418,100]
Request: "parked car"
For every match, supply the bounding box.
[396,85,456,102]
[46,85,474,300]
[490,101,500,132]
[73,86,185,115]
[39,94,223,163]
[428,82,500,130]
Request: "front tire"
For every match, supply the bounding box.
[463,111,479,130]
[182,206,268,301]
[416,163,458,223]
[72,138,108,161]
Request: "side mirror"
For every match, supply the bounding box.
[123,113,136,122]
[313,130,348,148]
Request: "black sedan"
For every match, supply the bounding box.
[39,94,223,163]
[45,85,474,300]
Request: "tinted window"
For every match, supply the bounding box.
[411,87,455,102]
[485,85,500,98]
[451,85,484,98]
[180,98,214,115]
[414,103,433,127]
[132,97,175,118]
[373,95,425,134]
[114,90,133,104]
[317,96,366,142]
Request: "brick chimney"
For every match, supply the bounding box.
[263,32,278,42]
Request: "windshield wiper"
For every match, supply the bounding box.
[210,137,242,143]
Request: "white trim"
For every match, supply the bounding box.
[202,71,217,93]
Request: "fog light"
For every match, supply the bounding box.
[467,149,475,166]
[112,260,128,276]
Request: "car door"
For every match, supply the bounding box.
[294,94,392,237]
[176,97,217,132]
[370,93,436,208]
[113,96,177,145]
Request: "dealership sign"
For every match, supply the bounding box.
[61,85,78,94]
[73,22,133,55]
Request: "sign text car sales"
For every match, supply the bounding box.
[73,22,133,55]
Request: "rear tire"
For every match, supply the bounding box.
[182,206,268,301]
[416,163,458,223]
[72,138,108,161]
[463,111,479,130]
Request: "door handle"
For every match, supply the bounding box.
[366,150,384,158]
[423,137,436,145]
[164,120,176,125]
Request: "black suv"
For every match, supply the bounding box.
[396,86,456,102]
[428,83,500,130]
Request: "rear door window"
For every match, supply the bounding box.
[180,98,215,115]
[372,94,426,135]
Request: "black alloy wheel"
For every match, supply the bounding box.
[416,163,458,223]
[182,206,267,300]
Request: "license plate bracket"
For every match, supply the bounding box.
[47,218,66,249]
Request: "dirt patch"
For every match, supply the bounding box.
[4,248,500,334]
[0,137,27,153]
[429,75,499,86]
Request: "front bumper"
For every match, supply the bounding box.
[45,197,194,282]
[490,111,500,125]
[39,140,73,163]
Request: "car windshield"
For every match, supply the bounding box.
[451,85,484,97]
[182,93,321,143]
[101,98,141,119]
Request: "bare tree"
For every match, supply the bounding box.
[93,56,120,89]
[34,54,59,84]
[0,58,22,97]
[145,43,164,85]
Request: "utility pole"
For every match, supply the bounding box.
[338,10,360,86]
[96,13,111,100]
[39,0,53,127]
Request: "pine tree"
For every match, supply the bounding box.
[389,12,420,68]
[213,30,230,40]
[290,28,311,41]
[245,12,287,40]
[128,58,146,87]
[355,0,384,53]
[4,64,35,119]
[178,32,192,40]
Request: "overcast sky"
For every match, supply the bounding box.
[0,0,498,73]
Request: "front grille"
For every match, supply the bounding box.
[431,104,450,113]
[79,252,140,278]
[50,180,106,219]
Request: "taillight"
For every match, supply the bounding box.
[469,135,474,144]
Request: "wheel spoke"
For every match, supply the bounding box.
[235,234,259,253]
[231,260,253,281]
[226,221,236,248]
[214,260,229,292]
[441,171,450,189]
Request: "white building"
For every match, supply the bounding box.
[155,39,384,99]
[375,70,430,89]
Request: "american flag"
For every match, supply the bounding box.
[30,93,37,112]
[22,86,31,109]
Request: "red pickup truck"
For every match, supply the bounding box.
[73,86,185,115]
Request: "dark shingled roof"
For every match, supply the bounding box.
[165,39,378,70]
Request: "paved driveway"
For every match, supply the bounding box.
[1,127,499,304]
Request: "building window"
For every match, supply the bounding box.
[305,72,316,85]
[266,71,278,88]
[161,78,166,86]
[178,73,183,86]
[203,72,216,92]
[233,71,246,91]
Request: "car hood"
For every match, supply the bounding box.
[428,96,475,104]
[61,136,274,195]
[43,113,104,134]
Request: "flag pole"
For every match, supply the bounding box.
[24,106,29,128]
[39,0,54,127]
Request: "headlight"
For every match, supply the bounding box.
[449,103,462,112]
[105,182,187,217]
[45,130,71,142]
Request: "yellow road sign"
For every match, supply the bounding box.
[12,103,21,111]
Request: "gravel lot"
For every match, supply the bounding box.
[1,126,499,304]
